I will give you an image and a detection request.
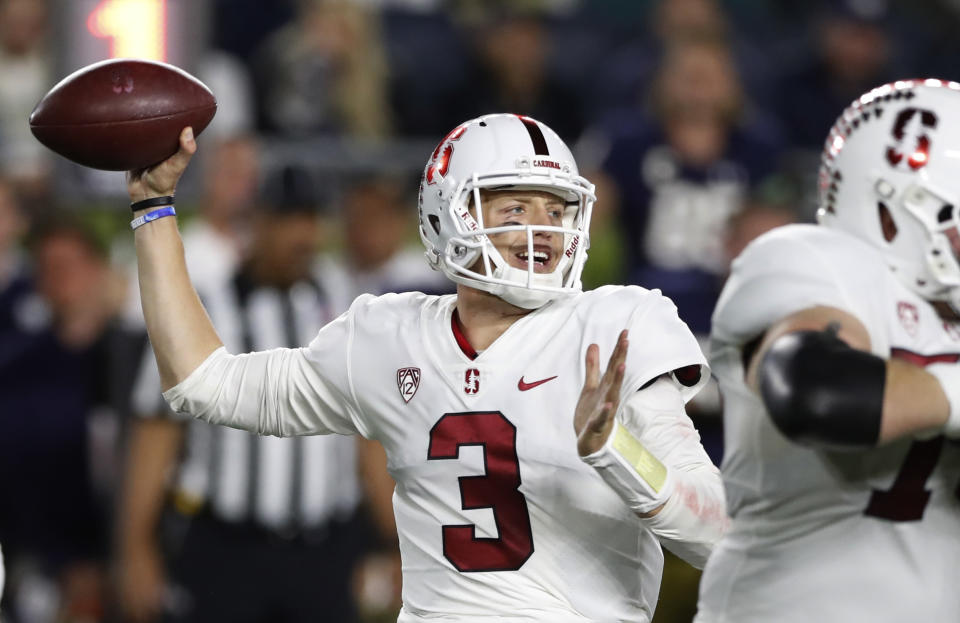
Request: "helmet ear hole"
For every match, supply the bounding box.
[428,214,441,235]
[878,201,898,242]
[937,204,954,223]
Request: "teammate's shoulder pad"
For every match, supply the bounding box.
[734,223,880,272]
[578,284,672,313]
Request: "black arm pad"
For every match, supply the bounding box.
[757,328,885,448]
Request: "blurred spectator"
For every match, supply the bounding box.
[117,166,377,623]
[723,200,797,266]
[0,176,27,300]
[382,7,469,137]
[447,9,587,141]
[592,37,782,339]
[1,216,126,623]
[0,0,52,198]
[594,0,729,114]
[210,0,296,62]
[251,0,393,138]
[774,0,896,149]
[195,51,256,140]
[318,177,450,312]
[118,135,260,328]
[184,135,260,284]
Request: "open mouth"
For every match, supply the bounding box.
[513,246,553,272]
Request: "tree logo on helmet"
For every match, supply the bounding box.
[426,123,468,185]
[886,108,938,171]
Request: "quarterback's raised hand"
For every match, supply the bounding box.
[127,125,223,390]
[575,330,628,456]
[127,127,197,205]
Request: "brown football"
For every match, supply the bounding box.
[29,59,217,171]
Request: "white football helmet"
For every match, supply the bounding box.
[818,79,960,313]
[418,113,596,309]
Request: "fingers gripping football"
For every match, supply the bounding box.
[575,330,628,457]
[127,127,197,205]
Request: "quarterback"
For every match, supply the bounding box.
[696,81,960,622]
[127,114,726,621]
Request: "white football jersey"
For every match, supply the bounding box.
[167,285,708,621]
[697,224,960,622]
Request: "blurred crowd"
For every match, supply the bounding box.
[2,0,960,621]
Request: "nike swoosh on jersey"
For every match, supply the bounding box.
[518,375,558,391]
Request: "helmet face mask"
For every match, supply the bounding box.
[419,114,596,309]
[817,80,960,314]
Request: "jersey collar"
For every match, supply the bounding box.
[451,309,479,360]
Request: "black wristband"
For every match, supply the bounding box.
[130,195,175,213]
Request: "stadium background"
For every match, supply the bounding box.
[1,0,957,621]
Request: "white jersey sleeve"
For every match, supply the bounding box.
[581,285,709,401]
[711,224,890,356]
[583,376,726,568]
[163,295,377,438]
[628,378,726,567]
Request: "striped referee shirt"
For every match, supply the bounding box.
[132,267,360,533]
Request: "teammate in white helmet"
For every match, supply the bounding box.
[125,114,726,622]
[696,80,960,622]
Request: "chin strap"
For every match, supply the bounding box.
[491,279,567,309]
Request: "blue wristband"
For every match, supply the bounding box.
[130,206,176,230]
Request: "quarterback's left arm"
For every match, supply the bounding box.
[576,334,727,568]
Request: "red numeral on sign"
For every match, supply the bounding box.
[87,0,167,61]
[427,411,534,572]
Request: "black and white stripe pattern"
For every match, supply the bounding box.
[133,269,360,533]
[516,115,550,155]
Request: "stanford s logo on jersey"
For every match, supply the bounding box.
[464,368,480,395]
[897,301,920,337]
[397,367,421,403]
[886,107,938,171]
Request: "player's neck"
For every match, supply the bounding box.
[454,284,534,352]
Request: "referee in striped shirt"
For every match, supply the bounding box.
[117,167,373,623]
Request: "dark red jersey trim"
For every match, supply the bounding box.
[891,347,960,367]
[452,309,479,360]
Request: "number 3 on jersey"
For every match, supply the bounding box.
[428,411,535,572]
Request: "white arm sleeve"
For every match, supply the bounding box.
[582,377,728,568]
[163,346,362,437]
[162,305,369,437]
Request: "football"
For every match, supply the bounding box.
[29,59,217,171]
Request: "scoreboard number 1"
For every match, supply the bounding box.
[86,0,167,61]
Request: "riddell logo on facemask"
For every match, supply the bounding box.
[565,235,580,258]
[533,159,561,170]
[457,208,479,231]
